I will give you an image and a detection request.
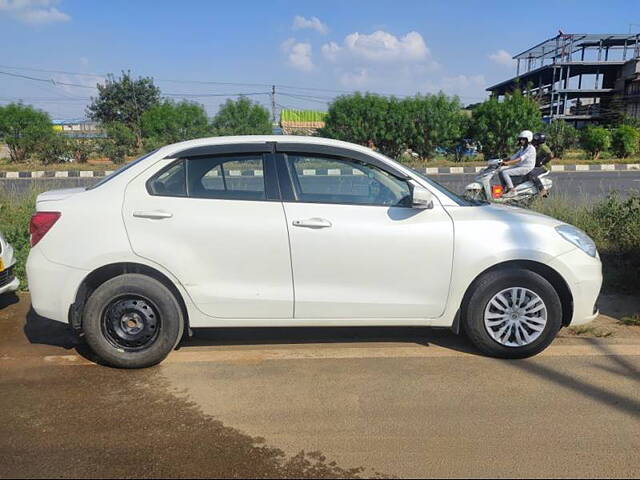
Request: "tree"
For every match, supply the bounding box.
[0,103,53,162]
[468,91,543,158]
[141,100,212,150]
[542,120,577,158]
[320,92,465,159]
[319,93,403,157]
[611,125,640,158]
[99,122,137,164]
[87,71,161,148]
[401,93,464,159]
[211,97,272,136]
[580,126,611,160]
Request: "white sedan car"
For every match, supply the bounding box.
[26,136,602,368]
[0,231,19,295]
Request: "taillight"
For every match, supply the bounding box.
[30,212,61,247]
[491,185,504,198]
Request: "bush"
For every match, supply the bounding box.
[468,90,543,158]
[0,103,53,162]
[542,120,577,158]
[580,126,611,160]
[33,134,73,164]
[211,97,272,136]
[99,123,137,163]
[320,92,464,159]
[141,100,212,149]
[319,93,402,157]
[610,125,639,158]
[399,93,464,159]
[69,137,98,163]
[0,190,36,290]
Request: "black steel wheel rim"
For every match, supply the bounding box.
[101,296,161,351]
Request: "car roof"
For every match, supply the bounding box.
[158,135,383,160]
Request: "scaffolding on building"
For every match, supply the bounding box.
[487,33,640,126]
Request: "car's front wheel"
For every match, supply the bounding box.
[83,274,184,368]
[463,268,562,358]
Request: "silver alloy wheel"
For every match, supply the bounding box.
[483,287,547,347]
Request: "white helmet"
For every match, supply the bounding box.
[517,130,533,142]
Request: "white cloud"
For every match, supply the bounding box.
[489,49,515,67]
[323,30,429,63]
[0,0,70,24]
[339,69,369,88]
[292,15,328,35]
[423,74,487,101]
[281,38,314,72]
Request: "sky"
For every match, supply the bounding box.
[1,0,638,120]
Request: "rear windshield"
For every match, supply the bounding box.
[86,150,158,190]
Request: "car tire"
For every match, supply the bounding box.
[83,274,184,369]
[463,268,562,359]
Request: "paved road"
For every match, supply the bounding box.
[1,293,639,478]
[1,170,639,202]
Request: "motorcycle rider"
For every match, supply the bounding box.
[500,130,536,196]
[528,132,554,196]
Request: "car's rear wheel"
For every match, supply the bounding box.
[463,268,562,358]
[83,274,184,368]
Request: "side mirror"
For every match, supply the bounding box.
[411,182,434,209]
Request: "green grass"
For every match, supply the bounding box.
[531,193,640,294]
[619,314,640,326]
[0,189,37,291]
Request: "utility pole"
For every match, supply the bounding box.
[271,85,276,125]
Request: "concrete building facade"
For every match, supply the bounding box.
[487,33,640,127]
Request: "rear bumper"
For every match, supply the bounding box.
[548,248,603,326]
[26,247,87,323]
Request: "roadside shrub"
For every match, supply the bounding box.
[320,92,464,159]
[99,122,137,163]
[69,137,98,163]
[33,133,72,165]
[0,103,53,162]
[580,126,611,160]
[531,192,640,293]
[467,90,543,158]
[542,120,577,158]
[610,125,640,158]
[141,100,212,149]
[0,190,36,290]
[211,96,272,136]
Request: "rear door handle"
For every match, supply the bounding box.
[292,217,332,229]
[133,210,173,219]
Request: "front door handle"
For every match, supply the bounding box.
[292,217,332,229]
[133,210,173,220]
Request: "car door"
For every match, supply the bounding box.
[277,149,454,319]
[123,149,293,319]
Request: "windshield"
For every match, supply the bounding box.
[86,150,158,190]
[410,169,480,206]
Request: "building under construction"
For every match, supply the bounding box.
[487,33,640,126]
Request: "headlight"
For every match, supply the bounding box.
[555,225,597,257]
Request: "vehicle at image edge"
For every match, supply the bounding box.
[0,231,19,295]
[26,136,602,368]
[465,158,553,207]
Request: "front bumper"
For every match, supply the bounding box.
[0,272,19,295]
[548,248,603,326]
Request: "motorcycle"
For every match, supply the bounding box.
[464,159,552,207]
